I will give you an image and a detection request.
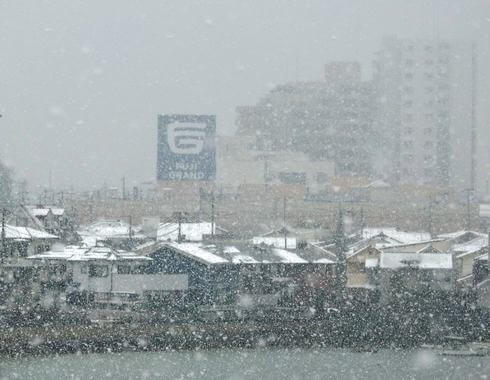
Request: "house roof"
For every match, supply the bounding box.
[362,228,431,245]
[438,230,485,243]
[476,253,488,261]
[379,252,453,270]
[28,245,150,262]
[78,220,145,242]
[162,242,332,266]
[30,207,65,217]
[452,236,488,255]
[3,225,58,240]
[157,222,226,242]
[252,236,297,249]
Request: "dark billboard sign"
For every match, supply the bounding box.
[157,114,216,181]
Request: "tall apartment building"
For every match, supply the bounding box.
[373,36,476,191]
[236,62,376,178]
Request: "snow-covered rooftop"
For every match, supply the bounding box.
[30,207,65,217]
[28,245,150,262]
[165,242,328,265]
[362,228,431,245]
[252,236,297,249]
[168,242,228,264]
[3,225,58,240]
[78,220,145,243]
[157,222,222,242]
[379,252,452,270]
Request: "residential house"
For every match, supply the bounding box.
[376,252,454,303]
[145,241,335,320]
[0,225,58,308]
[28,245,188,321]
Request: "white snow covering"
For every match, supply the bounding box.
[231,255,259,264]
[362,228,431,245]
[79,220,138,239]
[3,225,58,240]
[252,237,297,249]
[453,236,488,256]
[30,207,65,217]
[380,252,452,269]
[29,245,150,262]
[78,220,145,244]
[271,248,308,264]
[313,258,335,264]
[157,222,216,242]
[169,243,228,264]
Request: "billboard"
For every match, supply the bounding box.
[157,114,216,181]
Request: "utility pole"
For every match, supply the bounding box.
[128,215,133,246]
[334,206,347,295]
[177,212,182,243]
[283,197,287,249]
[359,206,365,237]
[427,196,434,238]
[1,208,6,264]
[466,189,472,230]
[211,192,215,238]
[121,177,126,200]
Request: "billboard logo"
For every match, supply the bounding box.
[157,114,216,181]
[167,122,206,154]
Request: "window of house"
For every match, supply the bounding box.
[89,264,109,278]
[117,265,131,274]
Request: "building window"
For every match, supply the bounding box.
[117,265,131,274]
[89,265,109,278]
[80,264,88,274]
[424,141,434,149]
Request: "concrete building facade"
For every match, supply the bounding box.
[235,62,376,178]
[373,36,476,191]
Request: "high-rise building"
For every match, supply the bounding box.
[373,36,476,191]
[236,62,376,177]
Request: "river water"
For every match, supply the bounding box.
[0,348,488,379]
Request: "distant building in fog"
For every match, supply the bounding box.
[373,36,476,191]
[235,62,376,178]
[216,135,335,191]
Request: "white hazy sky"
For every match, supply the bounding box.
[0,0,489,191]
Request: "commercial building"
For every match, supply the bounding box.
[373,36,476,190]
[235,62,375,179]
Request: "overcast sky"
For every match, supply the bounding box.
[0,0,489,192]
